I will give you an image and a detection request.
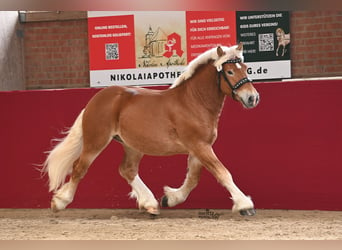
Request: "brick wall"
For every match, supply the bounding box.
[24,18,89,89]
[23,11,342,89]
[290,11,342,78]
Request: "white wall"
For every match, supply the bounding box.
[0,11,25,90]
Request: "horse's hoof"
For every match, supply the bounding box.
[161,196,169,207]
[146,207,160,215]
[51,196,69,213]
[239,208,256,216]
[51,201,60,213]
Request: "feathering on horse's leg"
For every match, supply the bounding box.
[51,148,101,212]
[119,146,159,215]
[161,154,202,207]
[194,146,255,216]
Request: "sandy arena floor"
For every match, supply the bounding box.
[0,208,341,240]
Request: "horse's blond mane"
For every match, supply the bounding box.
[170,45,244,89]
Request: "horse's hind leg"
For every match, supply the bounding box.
[51,153,95,212]
[161,154,202,207]
[51,132,112,212]
[119,145,159,215]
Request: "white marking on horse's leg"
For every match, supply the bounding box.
[223,171,254,212]
[194,146,254,213]
[163,186,187,207]
[163,155,202,207]
[51,181,77,212]
[51,149,103,212]
[130,175,159,214]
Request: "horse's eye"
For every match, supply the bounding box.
[227,70,234,75]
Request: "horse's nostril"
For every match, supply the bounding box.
[248,95,254,105]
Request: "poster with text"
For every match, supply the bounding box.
[236,11,291,80]
[88,11,186,87]
[186,11,236,61]
[88,14,136,71]
[88,11,291,87]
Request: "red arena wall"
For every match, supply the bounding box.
[0,80,341,210]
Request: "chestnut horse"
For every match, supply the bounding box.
[43,43,260,216]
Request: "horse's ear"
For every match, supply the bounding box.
[217,46,225,57]
[236,42,243,51]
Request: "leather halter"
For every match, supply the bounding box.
[217,58,252,97]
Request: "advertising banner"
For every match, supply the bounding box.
[236,11,291,80]
[88,11,290,87]
[185,11,236,61]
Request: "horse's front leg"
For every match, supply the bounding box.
[282,44,286,56]
[194,145,255,216]
[161,154,202,207]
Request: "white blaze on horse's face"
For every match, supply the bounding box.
[236,81,260,109]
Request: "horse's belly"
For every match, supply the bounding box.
[122,135,187,156]
[119,124,187,156]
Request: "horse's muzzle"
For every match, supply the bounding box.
[243,93,260,109]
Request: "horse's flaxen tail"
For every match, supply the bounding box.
[42,109,85,192]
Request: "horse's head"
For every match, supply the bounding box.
[276,28,284,37]
[215,43,260,109]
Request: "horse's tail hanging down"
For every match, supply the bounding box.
[42,109,85,192]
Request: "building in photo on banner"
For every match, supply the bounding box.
[142,26,167,59]
[135,11,187,70]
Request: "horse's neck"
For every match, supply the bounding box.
[183,63,226,116]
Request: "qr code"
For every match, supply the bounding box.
[258,33,274,52]
[105,43,119,60]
